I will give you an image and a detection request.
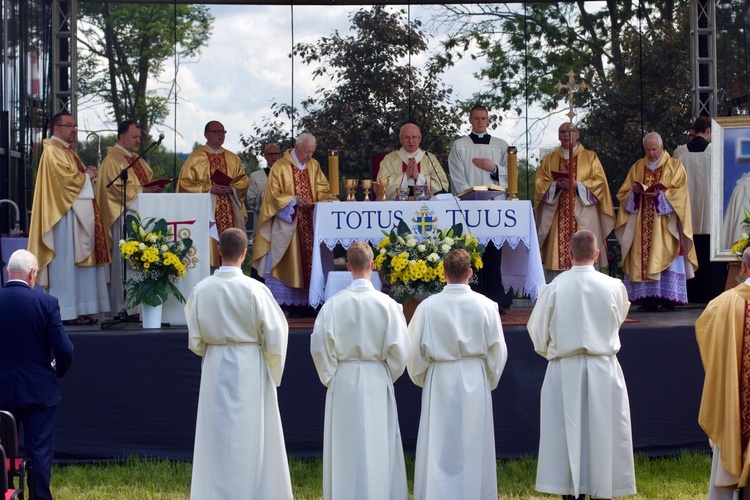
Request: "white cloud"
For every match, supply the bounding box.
[78,4,564,160]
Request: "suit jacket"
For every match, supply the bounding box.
[0,281,74,408]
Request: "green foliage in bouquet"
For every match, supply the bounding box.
[119,214,193,308]
[374,219,485,304]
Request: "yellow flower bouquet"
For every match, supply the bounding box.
[119,214,193,308]
[731,209,750,260]
[374,220,484,304]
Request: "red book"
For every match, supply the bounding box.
[551,170,572,181]
[143,177,178,188]
[211,170,247,186]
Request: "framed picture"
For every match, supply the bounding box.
[710,116,750,261]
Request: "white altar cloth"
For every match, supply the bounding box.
[134,193,211,326]
[310,200,545,308]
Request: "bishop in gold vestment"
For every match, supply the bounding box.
[696,248,750,498]
[534,123,614,278]
[614,133,697,309]
[251,133,330,308]
[27,112,110,321]
[176,121,249,267]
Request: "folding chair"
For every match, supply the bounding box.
[0,445,23,499]
[0,412,31,499]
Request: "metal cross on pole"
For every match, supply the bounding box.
[555,70,586,226]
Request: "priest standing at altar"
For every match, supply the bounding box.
[186,228,292,499]
[176,121,249,268]
[448,105,513,312]
[27,111,110,324]
[408,248,507,500]
[95,120,161,315]
[310,241,410,500]
[251,133,330,315]
[615,132,697,312]
[534,122,614,282]
[696,247,750,499]
[377,123,449,200]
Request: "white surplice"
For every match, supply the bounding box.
[311,279,410,500]
[527,265,636,498]
[186,267,292,500]
[407,284,508,500]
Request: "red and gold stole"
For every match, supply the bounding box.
[556,155,579,269]
[293,167,314,288]
[207,152,236,234]
[638,166,663,281]
[127,155,151,186]
[741,300,750,449]
[69,148,110,265]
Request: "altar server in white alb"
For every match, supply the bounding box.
[408,248,507,500]
[311,241,410,500]
[186,228,292,499]
[527,230,636,500]
[448,104,509,195]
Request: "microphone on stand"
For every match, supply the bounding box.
[421,150,448,196]
[155,133,165,145]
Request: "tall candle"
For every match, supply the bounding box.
[507,146,518,195]
[328,151,340,196]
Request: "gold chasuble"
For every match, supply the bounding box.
[28,139,110,287]
[251,150,330,289]
[534,144,614,270]
[614,153,697,282]
[176,146,249,267]
[95,146,153,252]
[696,283,750,488]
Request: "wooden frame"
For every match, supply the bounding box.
[710,116,750,261]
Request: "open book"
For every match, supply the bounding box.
[457,185,506,201]
[142,177,178,189]
[636,182,666,193]
[211,170,248,186]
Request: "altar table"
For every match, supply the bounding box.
[310,200,546,307]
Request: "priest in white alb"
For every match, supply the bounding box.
[186,228,292,500]
[310,241,410,500]
[528,230,636,500]
[408,248,507,500]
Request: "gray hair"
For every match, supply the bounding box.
[743,247,750,269]
[7,249,38,274]
[295,132,316,147]
[643,132,663,147]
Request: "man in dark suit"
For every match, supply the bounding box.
[0,249,74,499]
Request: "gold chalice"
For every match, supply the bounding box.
[343,178,359,201]
[361,179,373,201]
[374,177,389,201]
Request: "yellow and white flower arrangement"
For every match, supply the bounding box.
[119,214,193,308]
[731,209,750,261]
[374,220,484,304]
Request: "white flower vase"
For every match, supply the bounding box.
[141,303,163,329]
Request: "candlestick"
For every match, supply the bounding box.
[507,146,518,200]
[328,151,340,197]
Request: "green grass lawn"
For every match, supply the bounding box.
[49,451,713,499]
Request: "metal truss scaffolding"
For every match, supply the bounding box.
[52,0,76,114]
[691,0,717,117]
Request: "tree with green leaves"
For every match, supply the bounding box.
[77,4,214,141]
[433,2,693,192]
[242,6,461,180]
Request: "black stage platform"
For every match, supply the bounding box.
[54,306,707,462]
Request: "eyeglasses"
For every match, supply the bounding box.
[59,123,77,128]
[207,129,227,134]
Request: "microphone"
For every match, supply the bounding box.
[156,133,165,145]
[421,150,448,196]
